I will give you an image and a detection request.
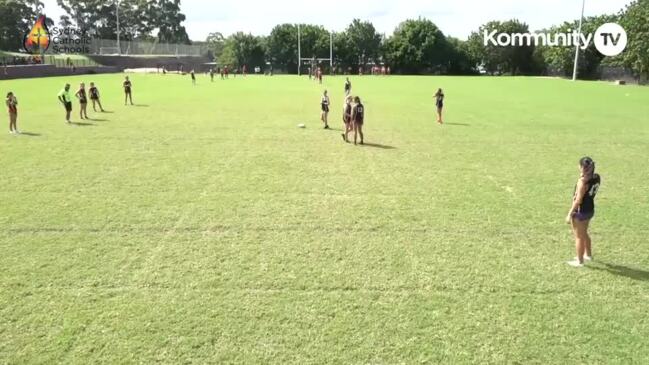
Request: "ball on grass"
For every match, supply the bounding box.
[298,124,306,128]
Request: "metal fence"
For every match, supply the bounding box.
[89,39,207,56]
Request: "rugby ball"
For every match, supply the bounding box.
[298,124,306,128]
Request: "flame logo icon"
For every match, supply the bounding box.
[24,15,51,54]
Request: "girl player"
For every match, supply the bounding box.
[89,82,105,112]
[565,157,601,267]
[351,96,365,145]
[6,92,18,134]
[75,82,89,119]
[320,90,330,129]
[344,78,352,96]
[123,76,133,105]
[191,69,196,85]
[434,88,444,124]
[341,95,353,142]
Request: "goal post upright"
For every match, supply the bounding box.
[297,23,302,76]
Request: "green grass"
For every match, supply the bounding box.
[1,74,649,364]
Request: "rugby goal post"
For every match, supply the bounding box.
[297,24,334,76]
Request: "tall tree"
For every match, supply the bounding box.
[0,0,43,52]
[206,32,225,61]
[342,19,382,65]
[149,0,190,44]
[620,0,649,80]
[467,19,536,75]
[267,24,298,73]
[220,32,266,69]
[384,18,449,74]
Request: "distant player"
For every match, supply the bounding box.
[566,157,601,267]
[344,77,352,96]
[320,90,330,129]
[6,92,18,134]
[123,76,133,105]
[434,88,444,124]
[351,96,364,145]
[210,68,215,82]
[224,65,229,79]
[191,69,196,85]
[318,67,323,84]
[89,82,105,112]
[57,83,73,124]
[341,95,353,142]
[75,82,89,120]
[242,64,247,76]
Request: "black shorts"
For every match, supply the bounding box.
[64,102,72,112]
[322,105,329,112]
[125,88,132,94]
[436,102,444,109]
[354,118,364,125]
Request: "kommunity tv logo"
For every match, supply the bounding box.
[484,23,628,56]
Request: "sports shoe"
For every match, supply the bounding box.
[567,259,584,268]
[574,256,592,262]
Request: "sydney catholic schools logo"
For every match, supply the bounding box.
[24,15,92,55]
[484,22,628,57]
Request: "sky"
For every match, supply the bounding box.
[40,0,633,41]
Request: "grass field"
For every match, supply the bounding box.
[1,73,649,364]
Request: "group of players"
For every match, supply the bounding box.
[51,76,134,124]
[5,71,599,267]
[318,77,365,145]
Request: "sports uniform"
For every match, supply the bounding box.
[573,174,601,221]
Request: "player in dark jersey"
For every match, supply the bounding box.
[434,88,444,124]
[6,92,19,134]
[88,82,105,112]
[75,82,89,119]
[320,90,330,129]
[344,78,352,96]
[209,68,215,82]
[565,157,601,267]
[341,95,353,142]
[191,69,196,85]
[123,76,133,105]
[351,96,364,145]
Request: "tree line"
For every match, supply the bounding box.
[1,0,647,80]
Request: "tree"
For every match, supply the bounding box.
[620,0,649,80]
[149,0,190,44]
[57,0,189,43]
[467,19,536,75]
[446,37,477,75]
[267,24,298,73]
[342,19,382,65]
[206,32,226,61]
[537,14,618,79]
[220,32,266,69]
[384,18,450,74]
[0,0,43,52]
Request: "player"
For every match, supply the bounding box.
[57,83,73,124]
[6,92,18,134]
[191,69,196,85]
[210,68,215,82]
[434,88,444,124]
[123,76,133,105]
[75,82,89,120]
[318,67,323,84]
[351,96,365,145]
[341,95,353,142]
[565,157,601,267]
[320,90,330,129]
[89,82,105,112]
[242,64,247,77]
[344,77,352,96]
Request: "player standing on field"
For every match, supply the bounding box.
[75,82,89,120]
[341,95,353,142]
[58,84,73,124]
[352,96,364,145]
[89,82,105,112]
[434,88,444,124]
[320,90,330,129]
[123,76,133,105]
[6,92,19,134]
[344,77,352,96]
[566,157,601,267]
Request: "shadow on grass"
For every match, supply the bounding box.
[99,110,114,114]
[589,262,649,282]
[18,132,41,137]
[362,142,396,150]
[133,104,149,107]
[88,118,109,122]
[70,122,96,127]
[443,122,470,126]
